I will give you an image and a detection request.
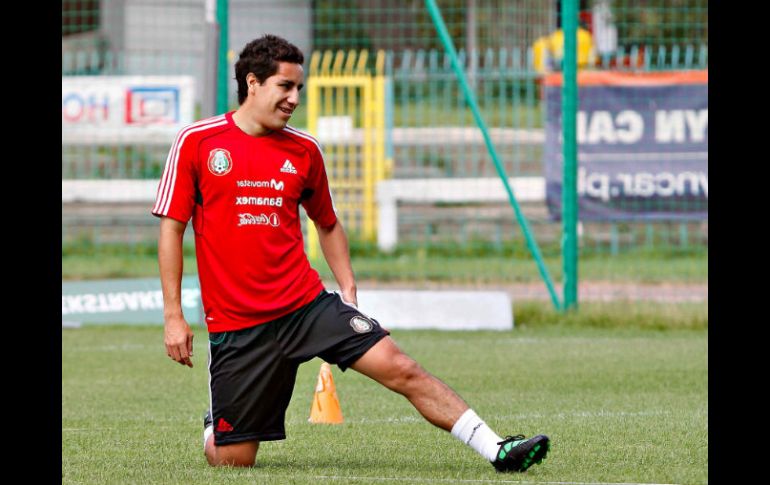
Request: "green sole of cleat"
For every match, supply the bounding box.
[520,441,550,471]
[493,436,551,473]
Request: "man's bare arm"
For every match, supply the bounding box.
[315,220,357,307]
[159,217,194,368]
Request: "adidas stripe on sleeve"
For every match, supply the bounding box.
[152,116,227,222]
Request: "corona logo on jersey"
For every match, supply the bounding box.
[208,148,233,176]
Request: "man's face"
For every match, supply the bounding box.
[252,62,304,131]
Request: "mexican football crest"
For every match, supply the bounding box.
[207,148,233,176]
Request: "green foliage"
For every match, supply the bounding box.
[392,99,543,128]
[515,300,707,331]
[612,0,709,47]
[62,144,169,179]
[62,0,100,36]
[62,240,195,258]
[312,0,373,52]
[61,236,707,284]
[311,0,555,53]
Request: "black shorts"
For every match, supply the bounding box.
[207,289,390,445]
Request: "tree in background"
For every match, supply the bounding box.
[609,0,708,48]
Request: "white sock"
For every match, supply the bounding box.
[203,425,214,451]
[450,409,503,462]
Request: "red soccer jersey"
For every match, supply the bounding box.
[152,112,338,332]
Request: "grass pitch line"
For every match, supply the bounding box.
[286,410,673,426]
[306,475,684,485]
[498,410,674,420]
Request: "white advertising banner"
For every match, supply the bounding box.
[62,76,195,144]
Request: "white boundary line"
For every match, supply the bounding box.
[291,475,687,485]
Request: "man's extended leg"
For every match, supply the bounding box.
[349,335,467,429]
[349,336,549,472]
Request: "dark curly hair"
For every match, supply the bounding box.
[234,34,304,105]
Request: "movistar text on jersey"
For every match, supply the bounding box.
[236,179,285,191]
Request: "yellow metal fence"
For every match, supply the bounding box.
[305,49,390,259]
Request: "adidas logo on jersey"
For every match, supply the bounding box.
[280,159,297,174]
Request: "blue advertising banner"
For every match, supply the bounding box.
[544,71,708,221]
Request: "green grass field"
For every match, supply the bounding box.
[62,322,707,484]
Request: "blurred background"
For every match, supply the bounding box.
[62,0,708,312]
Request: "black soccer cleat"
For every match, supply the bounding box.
[491,434,550,472]
[204,409,213,429]
[202,410,214,451]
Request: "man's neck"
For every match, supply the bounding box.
[232,108,272,137]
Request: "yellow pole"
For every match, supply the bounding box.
[309,50,321,76]
[306,65,320,260]
[357,51,369,236]
[345,51,357,232]
[362,75,374,240]
[373,50,387,241]
[332,50,346,231]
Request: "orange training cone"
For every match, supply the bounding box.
[309,362,344,424]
